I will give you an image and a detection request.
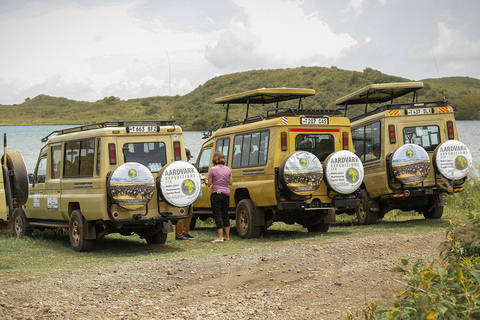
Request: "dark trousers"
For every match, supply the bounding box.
[211,192,230,229]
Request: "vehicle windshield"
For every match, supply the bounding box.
[123,142,167,172]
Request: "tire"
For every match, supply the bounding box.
[189,214,198,230]
[235,199,261,239]
[423,206,444,219]
[2,152,29,207]
[69,210,93,252]
[12,208,32,237]
[307,223,329,233]
[145,231,168,244]
[356,189,378,225]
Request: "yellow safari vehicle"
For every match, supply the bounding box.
[193,88,364,237]
[336,82,472,224]
[12,121,202,251]
[1,139,29,228]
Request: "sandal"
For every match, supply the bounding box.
[210,239,224,243]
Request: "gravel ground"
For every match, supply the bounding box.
[0,230,445,320]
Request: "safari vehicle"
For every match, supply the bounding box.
[193,88,364,238]
[12,121,201,251]
[336,82,472,224]
[1,137,29,228]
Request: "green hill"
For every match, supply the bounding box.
[1,66,479,130]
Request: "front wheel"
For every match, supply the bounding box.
[356,189,378,225]
[12,208,32,237]
[236,199,261,239]
[145,231,168,244]
[69,210,93,252]
[423,206,444,219]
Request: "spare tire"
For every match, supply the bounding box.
[323,150,363,195]
[390,144,430,185]
[107,162,155,210]
[433,140,472,180]
[157,161,202,207]
[279,151,323,196]
[1,152,29,207]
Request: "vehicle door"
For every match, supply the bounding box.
[193,147,212,208]
[43,144,64,220]
[26,148,48,219]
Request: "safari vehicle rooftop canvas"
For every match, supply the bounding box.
[193,88,364,238]
[336,82,472,224]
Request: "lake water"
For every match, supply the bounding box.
[1,121,479,174]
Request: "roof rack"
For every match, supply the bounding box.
[266,108,343,119]
[41,120,175,142]
[350,100,447,122]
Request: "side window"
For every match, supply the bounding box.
[64,141,80,178]
[353,121,381,162]
[64,139,95,178]
[96,138,101,176]
[233,130,270,168]
[35,157,47,184]
[51,145,62,179]
[233,135,243,168]
[215,138,230,165]
[79,139,95,176]
[197,148,212,174]
[403,125,440,152]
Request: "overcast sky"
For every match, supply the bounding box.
[1,0,479,105]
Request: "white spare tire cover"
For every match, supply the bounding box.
[279,151,323,196]
[157,161,202,207]
[324,150,363,195]
[433,140,472,180]
[108,162,155,210]
[391,144,430,185]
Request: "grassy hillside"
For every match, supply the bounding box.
[1,67,479,130]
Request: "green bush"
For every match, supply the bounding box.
[371,181,480,319]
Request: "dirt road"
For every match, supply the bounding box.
[0,230,445,319]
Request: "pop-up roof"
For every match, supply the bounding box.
[335,82,424,106]
[215,88,315,105]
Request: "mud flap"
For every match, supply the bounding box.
[438,193,448,207]
[162,220,173,233]
[253,207,265,227]
[85,221,97,240]
[324,208,336,224]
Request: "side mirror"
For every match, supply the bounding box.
[28,173,34,186]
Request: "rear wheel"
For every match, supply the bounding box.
[69,210,93,252]
[356,189,378,225]
[236,199,261,239]
[423,206,444,219]
[12,208,32,237]
[145,231,168,244]
[189,214,198,230]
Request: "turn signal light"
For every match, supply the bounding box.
[447,121,455,139]
[174,141,182,161]
[388,125,396,144]
[342,132,349,150]
[281,132,288,151]
[108,143,117,165]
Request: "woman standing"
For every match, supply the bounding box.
[202,151,232,243]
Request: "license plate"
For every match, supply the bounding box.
[407,108,431,115]
[127,125,159,133]
[301,117,329,125]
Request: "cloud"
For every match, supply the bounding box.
[408,23,480,62]
[346,0,365,17]
[206,0,358,71]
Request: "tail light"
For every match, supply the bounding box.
[342,132,349,150]
[108,143,117,165]
[281,132,288,151]
[388,125,396,144]
[174,141,182,161]
[447,121,455,139]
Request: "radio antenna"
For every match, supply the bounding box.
[430,39,446,100]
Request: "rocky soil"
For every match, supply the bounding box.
[0,230,446,319]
